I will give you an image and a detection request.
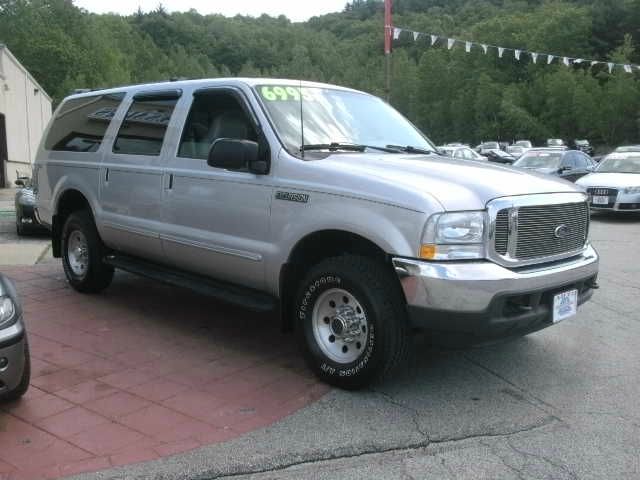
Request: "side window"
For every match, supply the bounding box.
[575,153,589,168]
[453,149,465,159]
[463,148,474,159]
[178,91,257,160]
[113,94,179,156]
[44,93,125,152]
[562,153,576,168]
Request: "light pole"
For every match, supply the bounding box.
[384,0,393,102]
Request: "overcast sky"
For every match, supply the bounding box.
[74,0,349,22]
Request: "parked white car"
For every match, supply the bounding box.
[577,153,640,212]
[438,145,487,161]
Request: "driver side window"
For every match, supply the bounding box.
[178,91,257,160]
[562,153,576,168]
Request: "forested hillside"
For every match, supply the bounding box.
[1,0,639,146]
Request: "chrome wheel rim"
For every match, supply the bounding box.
[311,288,368,364]
[67,230,89,278]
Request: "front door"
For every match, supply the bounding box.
[160,88,272,291]
[99,90,181,261]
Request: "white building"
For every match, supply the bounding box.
[0,45,52,187]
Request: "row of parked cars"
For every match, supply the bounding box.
[437,142,640,213]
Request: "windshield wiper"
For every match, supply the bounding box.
[385,144,437,155]
[300,143,401,153]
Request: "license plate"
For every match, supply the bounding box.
[592,195,609,205]
[553,289,578,323]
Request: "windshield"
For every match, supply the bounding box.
[481,142,499,149]
[255,85,435,155]
[615,146,640,153]
[548,139,564,146]
[515,141,532,148]
[515,151,563,168]
[597,156,640,173]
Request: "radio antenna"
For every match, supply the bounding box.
[299,79,305,159]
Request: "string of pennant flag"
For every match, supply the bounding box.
[392,27,640,74]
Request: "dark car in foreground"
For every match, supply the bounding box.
[0,274,30,401]
[513,148,595,182]
[14,177,47,236]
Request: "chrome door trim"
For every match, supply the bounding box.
[102,221,159,239]
[160,234,263,262]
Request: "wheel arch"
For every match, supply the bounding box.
[51,188,94,258]
[279,229,399,332]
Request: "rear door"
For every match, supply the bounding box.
[99,90,181,261]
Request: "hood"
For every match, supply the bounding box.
[312,153,581,211]
[576,172,640,188]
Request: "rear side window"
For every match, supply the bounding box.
[45,93,126,152]
[113,93,179,156]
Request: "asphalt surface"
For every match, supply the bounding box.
[61,211,640,480]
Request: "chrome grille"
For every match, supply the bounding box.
[494,210,509,255]
[494,202,589,262]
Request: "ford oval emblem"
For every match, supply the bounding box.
[554,224,569,239]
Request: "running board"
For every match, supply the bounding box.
[104,254,277,312]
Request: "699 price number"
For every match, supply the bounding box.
[259,85,318,102]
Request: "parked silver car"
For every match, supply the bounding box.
[577,153,640,212]
[34,78,599,389]
[0,274,30,401]
[438,145,487,161]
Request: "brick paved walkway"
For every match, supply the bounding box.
[0,264,329,479]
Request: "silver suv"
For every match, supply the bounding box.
[34,79,599,389]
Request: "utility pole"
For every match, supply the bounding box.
[384,0,393,102]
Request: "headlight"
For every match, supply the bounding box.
[420,211,486,260]
[0,296,15,328]
[623,186,640,194]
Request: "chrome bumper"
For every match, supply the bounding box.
[0,319,27,394]
[392,244,599,313]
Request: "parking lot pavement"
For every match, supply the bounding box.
[67,213,638,480]
[0,265,329,479]
[1,213,639,480]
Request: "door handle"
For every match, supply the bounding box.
[168,173,174,190]
[105,168,109,182]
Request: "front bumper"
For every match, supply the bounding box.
[0,319,26,394]
[392,244,599,343]
[590,192,640,212]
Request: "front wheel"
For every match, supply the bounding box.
[294,255,409,389]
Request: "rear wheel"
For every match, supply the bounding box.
[294,255,409,390]
[61,210,114,293]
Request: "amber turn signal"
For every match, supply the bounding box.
[419,244,436,260]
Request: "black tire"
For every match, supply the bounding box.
[1,338,30,402]
[61,210,114,293]
[294,255,410,390]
